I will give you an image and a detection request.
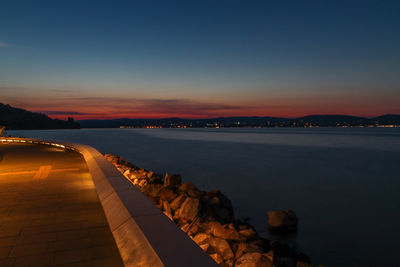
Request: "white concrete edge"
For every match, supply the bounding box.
[1,137,219,267]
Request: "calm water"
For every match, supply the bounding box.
[8,128,400,266]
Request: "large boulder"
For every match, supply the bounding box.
[207,190,233,210]
[205,190,234,223]
[164,173,182,187]
[170,194,186,211]
[267,209,298,230]
[209,253,224,265]
[209,237,234,261]
[235,252,273,267]
[159,187,177,202]
[179,182,203,198]
[212,223,241,241]
[162,201,173,221]
[198,221,240,240]
[175,197,199,222]
[200,221,221,235]
[239,227,257,241]
[142,183,162,198]
[193,233,212,245]
[235,243,264,259]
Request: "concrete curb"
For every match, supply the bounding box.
[1,137,218,267]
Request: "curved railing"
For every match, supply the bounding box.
[0,137,218,267]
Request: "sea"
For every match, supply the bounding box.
[7,127,400,266]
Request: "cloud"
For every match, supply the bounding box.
[0,41,8,47]
[39,110,98,116]
[6,96,260,119]
[60,96,255,118]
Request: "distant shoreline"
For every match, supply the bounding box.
[77,115,400,129]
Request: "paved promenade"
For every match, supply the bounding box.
[0,143,124,267]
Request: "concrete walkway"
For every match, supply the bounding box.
[0,143,124,267]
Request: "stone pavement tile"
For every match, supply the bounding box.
[92,256,124,267]
[10,205,61,217]
[87,227,116,245]
[16,232,58,245]
[9,242,49,257]
[54,248,92,265]
[12,199,62,210]
[0,212,33,225]
[48,237,93,252]
[0,246,11,259]
[14,253,55,267]
[21,221,84,236]
[7,208,58,223]
[56,261,89,267]
[55,229,90,241]
[58,190,100,205]
[59,203,101,214]
[89,245,115,259]
[54,255,124,267]
[0,257,15,267]
[0,237,18,248]
[79,211,108,223]
[0,223,27,238]
[81,216,109,228]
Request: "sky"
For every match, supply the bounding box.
[1,0,400,119]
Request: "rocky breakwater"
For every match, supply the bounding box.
[104,154,323,267]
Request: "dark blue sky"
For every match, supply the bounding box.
[1,0,400,118]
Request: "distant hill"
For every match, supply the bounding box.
[0,102,80,130]
[296,115,370,126]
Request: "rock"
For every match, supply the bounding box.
[179,182,201,196]
[148,173,163,184]
[138,179,147,187]
[273,256,296,267]
[159,187,177,202]
[120,165,130,171]
[170,194,186,211]
[175,197,199,222]
[239,228,257,241]
[162,201,173,221]
[163,210,173,221]
[235,252,273,267]
[204,191,234,223]
[263,251,273,263]
[267,209,298,230]
[209,237,234,260]
[297,262,317,267]
[180,223,190,232]
[142,183,162,198]
[209,253,224,265]
[212,223,241,241]
[215,206,233,223]
[207,190,233,210]
[193,233,211,245]
[186,218,201,236]
[235,242,264,259]
[200,221,221,235]
[200,243,210,252]
[164,173,182,187]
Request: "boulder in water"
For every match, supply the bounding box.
[267,209,298,231]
